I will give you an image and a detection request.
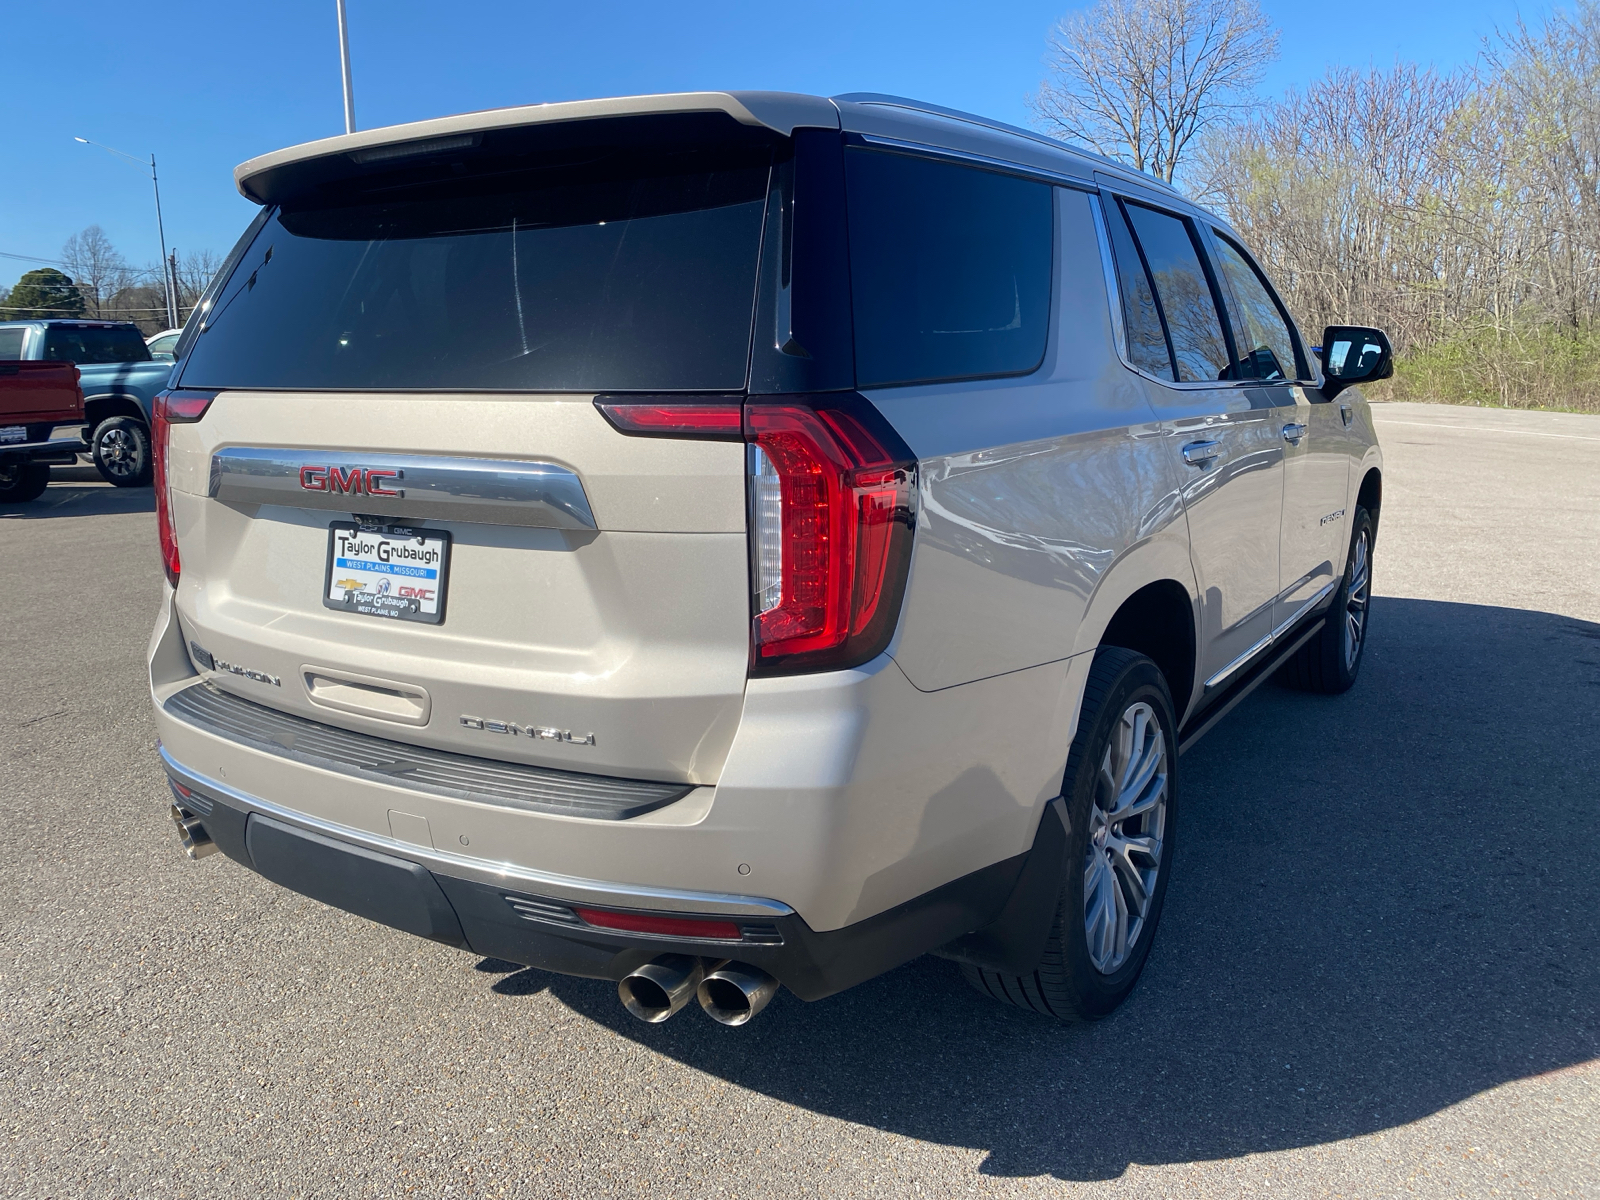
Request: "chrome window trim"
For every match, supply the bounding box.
[852,132,1099,193]
[158,746,795,918]
[1094,188,1318,394]
[208,447,598,530]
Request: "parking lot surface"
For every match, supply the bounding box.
[1,404,1596,1198]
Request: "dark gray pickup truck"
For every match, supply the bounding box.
[0,320,175,487]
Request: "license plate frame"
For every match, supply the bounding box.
[323,521,451,625]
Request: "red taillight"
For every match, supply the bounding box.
[745,399,916,674]
[573,907,743,941]
[152,389,216,588]
[594,397,743,440]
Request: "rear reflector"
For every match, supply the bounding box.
[594,397,743,440]
[152,389,217,588]
[573,907,744,941]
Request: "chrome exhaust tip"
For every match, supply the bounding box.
[696,961,779,1026]
[169,801,218,860]
[618,955,706,1023]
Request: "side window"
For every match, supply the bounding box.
[0,328,26,359]
[1122,202,1232,383]
[1210,233,1304,382]
[1101,197,1175,380]
[844,150,1054,387]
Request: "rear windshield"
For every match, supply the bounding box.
[42,326,151,365]
[179,146,772,392]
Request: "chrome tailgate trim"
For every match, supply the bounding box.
[208,447,597,529]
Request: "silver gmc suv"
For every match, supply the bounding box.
[149,92,1386,1026]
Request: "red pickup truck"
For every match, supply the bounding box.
[0,361,88,503]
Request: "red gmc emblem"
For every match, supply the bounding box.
[299,465,403,497]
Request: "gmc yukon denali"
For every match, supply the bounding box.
[148,92,1387,1026]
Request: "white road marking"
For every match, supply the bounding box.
[1375,418,1600,443]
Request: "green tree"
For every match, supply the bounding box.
[2,268,85,320]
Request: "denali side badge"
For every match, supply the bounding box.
[460,716,595,746]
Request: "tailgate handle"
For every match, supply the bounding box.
[302,666,431,727]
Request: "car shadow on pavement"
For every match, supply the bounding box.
[0,483,153,520]
[504,596,1600,1180]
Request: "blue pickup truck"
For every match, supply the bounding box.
[0,320,175,486]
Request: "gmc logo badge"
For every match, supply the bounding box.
[299,465,404,497]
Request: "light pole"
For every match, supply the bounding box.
[336,0,356,134]
[73,137,178,329]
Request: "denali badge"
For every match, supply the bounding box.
[1319,508,1347,526]
[460,715,595,746]
[299,465,404,498]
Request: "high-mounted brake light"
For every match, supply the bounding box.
[745,398,916,674]
[153,389,216,588]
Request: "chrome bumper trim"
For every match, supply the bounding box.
[208,446,597,530]
[157,746,793,918]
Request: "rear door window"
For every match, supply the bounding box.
[41,326,151,364]
[1209,232,1305,382]
[1121,202,1231,383]
[179,145,772,392]
[845,150,1053,388]
[1101,198,1175,380]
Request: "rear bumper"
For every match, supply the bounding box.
[160,749,1049,1000]
[0,436,88,466]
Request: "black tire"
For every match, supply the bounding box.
[0,463,50,503]
[1276,506,1373,695]
[963,647,1178,1022]
[91,415,153,487]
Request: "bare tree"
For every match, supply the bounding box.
[59,226,132,318]
[172,248,224,314]
[1032,0,1278,183]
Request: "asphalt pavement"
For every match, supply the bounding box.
[1,403,1596,1198]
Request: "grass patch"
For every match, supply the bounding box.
[1368,327,1600,413]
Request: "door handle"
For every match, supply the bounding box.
[1182,439,1221,466]
[1340,403,1353,427]
[1282,423,1307,443]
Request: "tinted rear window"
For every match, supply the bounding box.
[179,146,771,392]
[41,326,151,365]
[1122,202,1230,383]
[845,150,1053,388]
[0,328,25,359]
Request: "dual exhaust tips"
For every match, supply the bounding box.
[619,955,779,1026]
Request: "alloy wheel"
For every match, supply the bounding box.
[1083,700,1169,975]
[1343,530,1370,671]
[98,426,144,480]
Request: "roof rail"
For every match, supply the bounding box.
[831,92,1181,197]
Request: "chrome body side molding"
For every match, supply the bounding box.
[208,446,598,530]
[1204,578,1340,691]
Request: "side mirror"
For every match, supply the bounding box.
[1319,325,1393,399]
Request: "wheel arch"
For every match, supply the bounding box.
[1072,538,1200,722]
[1356,465,1382,535]
[83,394,149,430]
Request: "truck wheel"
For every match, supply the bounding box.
[1276,506,1373,695]
[91,416,153,487]
[962,647,1177,1022]
[0,463,51,503]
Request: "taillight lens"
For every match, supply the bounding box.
[152,389,216,588]
[745,398,916,674]
[594,396,743,440]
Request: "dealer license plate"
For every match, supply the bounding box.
[0,426,26,445]
[323,522,451,624]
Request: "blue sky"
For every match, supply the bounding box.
[1,0,1550,290]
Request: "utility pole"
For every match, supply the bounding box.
[74,137,178,329]
[336,0,356,134]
